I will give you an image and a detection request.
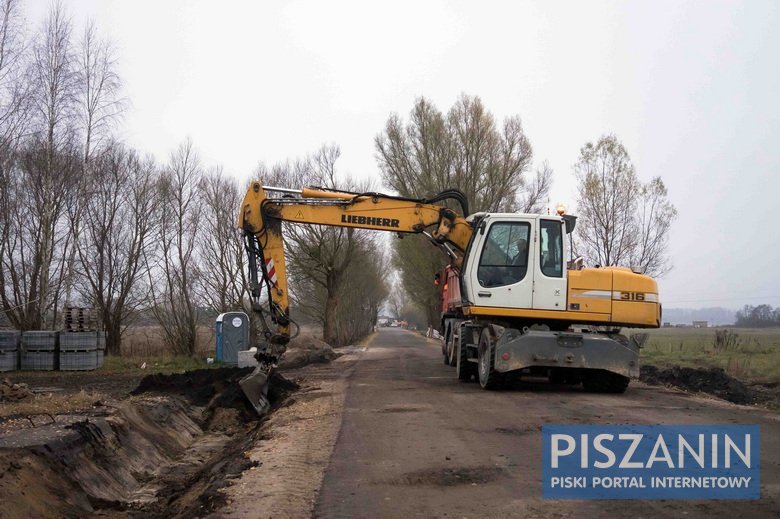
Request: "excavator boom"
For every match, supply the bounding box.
[237,183,473,413]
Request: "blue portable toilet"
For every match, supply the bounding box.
[215,312,250,365]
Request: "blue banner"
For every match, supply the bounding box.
[542,425,760,499]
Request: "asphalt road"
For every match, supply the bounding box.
[313,327,779,518]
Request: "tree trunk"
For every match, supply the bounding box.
[105,318,122,356]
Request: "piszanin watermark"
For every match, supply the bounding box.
[542,425,760,499]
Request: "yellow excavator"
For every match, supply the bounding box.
[237,183,660,414]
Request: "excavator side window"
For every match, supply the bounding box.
[477,222,531,287]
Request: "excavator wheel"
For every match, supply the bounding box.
[477,327,502,390]
[456,334,474,381]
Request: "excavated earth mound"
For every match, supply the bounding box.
[639,365,762,405]
[279,333,341,370]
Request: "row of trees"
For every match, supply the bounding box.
[1,2,678,351]
[376,97,677,326]
[0,1,385,354]
[0,0,126,335]
[735,305,780,328]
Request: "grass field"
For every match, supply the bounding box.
[638,327,780,383]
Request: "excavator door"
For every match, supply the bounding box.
[531,218,567,311]
[465,217,534,309]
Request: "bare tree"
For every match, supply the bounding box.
[0,3,79,329]
[517,161,553,213]
[375,95,537,326]
[29,1,77,152]
[0,141,78,329]
[630,177,677,277]
[253,144,387,346]
[75,144,158,355]
[283,145,363,345]
[0,0,28,325]
[147,139,203,355]
[76,20,124,162]
[196,168,248,314]
[0,0,29,146]
[63,20,125,306]
[574,135,676,277]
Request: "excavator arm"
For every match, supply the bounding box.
[237,182,473,414]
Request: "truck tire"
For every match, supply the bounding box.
[582,370,630,393]
[447,325,458,366]
[443,323,451,365]
[441,325,447,358]
[456,336,473,381]
[477,327,502,390]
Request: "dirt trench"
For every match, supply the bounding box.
[0,367,298,519]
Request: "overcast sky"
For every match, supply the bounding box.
[22,0,780,310]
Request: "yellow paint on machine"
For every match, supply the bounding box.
[463,304,658,327]
[568,268,614,314]
[465,265,660,328]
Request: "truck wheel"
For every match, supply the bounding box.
[450,327,460,367]
[478,327,501,390]
[582,371,630,393]
[441,326,447,357]
[447,325,458,366]
[456,336,473,381]
[443,323,451,365]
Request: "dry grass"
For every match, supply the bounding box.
[101,354,212,374]
[0,390,103,419]
[122,325,215,357]
[638,327,780,383]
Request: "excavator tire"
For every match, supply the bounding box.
[582,370,630,393]
[456,335,474,381]
[478,327,502,390]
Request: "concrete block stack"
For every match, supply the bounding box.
[97,331,106,367]
[20,331,57,370]
[59,331,99,371]
[0,331,20,372]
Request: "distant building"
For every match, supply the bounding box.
[663,322,671,327]
[692,320,708,328]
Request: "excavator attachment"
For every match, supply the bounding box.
[239,363,272,416]
[240,337,288,416]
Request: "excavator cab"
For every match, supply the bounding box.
[462,214,569,312]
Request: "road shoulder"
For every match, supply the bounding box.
[214,353,357,518]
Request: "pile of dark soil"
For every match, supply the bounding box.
[131,367,300,422]
[279,333,341,370]
[131,367,252,404]
[640,365,762,405]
